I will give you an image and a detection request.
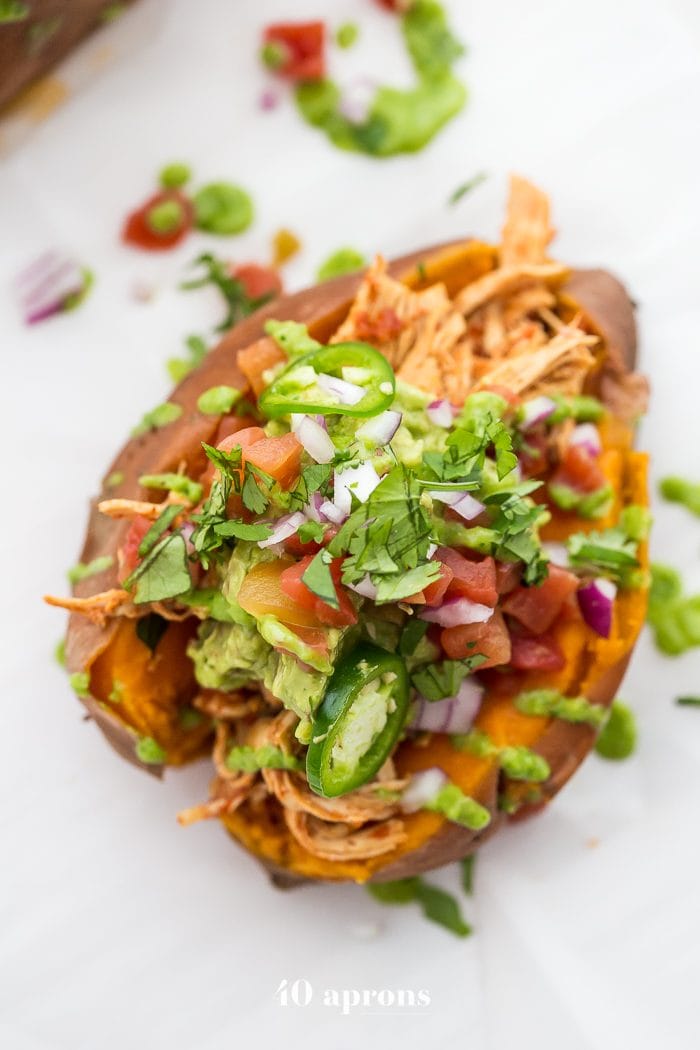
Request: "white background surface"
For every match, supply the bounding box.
[1,2,700,1048]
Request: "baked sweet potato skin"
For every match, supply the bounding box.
[61,241,647,885]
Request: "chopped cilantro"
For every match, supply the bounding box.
[567,523,641,586]
[398,617,429,657]
[225,744,302,773]
[127,533,191,604]
[447,172,487,206]
[197,385,241,415]
[677,696,700,707]
[139,472,203,505]
[135,613,168,652]
[302,550,339,609]
[201,441,242,476]
[368,877,471,938]
[137,503,182,558]
[131,401,182,437]
[297,520,327,544]
[412,656,485,701]
[214,519,273,541]
[67,555,113,585]
[460,855,475,895]
[135,736,167,764]
[182,254,271,332]
[289,463,333,508]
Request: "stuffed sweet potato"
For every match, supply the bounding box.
[47,177,650,886]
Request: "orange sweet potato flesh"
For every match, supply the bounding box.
[63,239,647,882]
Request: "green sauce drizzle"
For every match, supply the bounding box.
[295,1,466,157]
[595,701,637,761]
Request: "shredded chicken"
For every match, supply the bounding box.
[177,775,255,826]
[473,326,598,399]
[331,256,470,398]
[43,588,131,625]
[454,262,568,318]
[193,689,265,721]
[98,496,188,521]
[284,810,406,861]
[500,174,555,266]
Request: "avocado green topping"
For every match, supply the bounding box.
[595,701,636,760]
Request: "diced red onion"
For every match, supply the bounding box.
[429,489,485,521]
[569,423,602,457]
[426,399,455,428]
[317,372,365,405]
[295,415,335,464]
[542,542,569,567]
[319,499,347,525]
[259,88,280,111]
[348,574,378,600]
[334,461,381,516]
[338,78,376,125]
[577,577,617,638]
[303,492,326,522]
[16,251,86,325]
[520,395,556,430]
[400,768,448,812]
[257,511,306,549]
[356,410,402,446]
[419,596,494,628]
[411,678,485,740]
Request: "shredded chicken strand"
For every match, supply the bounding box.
[474,327,598,399]
[454,262,568,318]
[43,588,131,625]
[193,689,265,721]
[284,810,406,861]
[500,174,555,266]
[98,495,188,521]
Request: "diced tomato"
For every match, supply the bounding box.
[420,563,454,606]
[122,190,193,251]
[245,433,302,490]
[118,516,151,581]
[283,525,337,558]
[237,337,286,397]
[217,427,266,454]
[214,414,259,446]
[502,565,579,635]
[495,560,521,595]
[239,559,322,628]
[437,547,498,606]
[508,630,565,672]
[280,556,357,628]
[553,444,605,494]
[353,307,402,344]
[441,611,511,669]
[232,263,283,301]
[262,22,325,82]
[374,0,412,11]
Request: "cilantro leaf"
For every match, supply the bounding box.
[297,520,327,544]
[412,656,485,700]
[138,503,182,558]
[213,520,273,541]
[374,562,441,604]
[566,526,639,584]
[242,470,269,514]
[201,441,242,476]
[128,533,192,604]
[398,617,429,656]
[289,463,333,508]
[302,550,339,608]
[181,253,273,332]
[368,877,471,938]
